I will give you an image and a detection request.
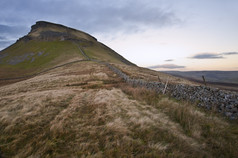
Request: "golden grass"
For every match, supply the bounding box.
[0,61,237,157]
[120,84,238,158]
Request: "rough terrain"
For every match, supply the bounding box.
[0,21,238,157]
[1,61,238,157]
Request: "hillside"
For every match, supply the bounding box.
[0,21,134,79]
[0,21,238,157]
[1,60,238,157]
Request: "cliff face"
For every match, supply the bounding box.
[19,21,97,42]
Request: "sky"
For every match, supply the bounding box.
[0,0,238,71]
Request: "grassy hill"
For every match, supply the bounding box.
[0,21,237,157]
[0,21,134,79]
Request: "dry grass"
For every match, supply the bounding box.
[120,84,238,158]
[0,61,237,157]
[115,63,198,85]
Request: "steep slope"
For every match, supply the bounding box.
[0,21,134,79]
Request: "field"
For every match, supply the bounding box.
[0,61,237,157]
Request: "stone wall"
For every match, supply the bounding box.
[105,63,238,119]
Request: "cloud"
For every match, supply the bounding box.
[0,24,28,36]
[0,24,28,50]
[0,0,180,49]
[0,25,14,33]
[0,24,28,46]
[148,64,185,69]
[0,40,15,51]
[0,0,180,33]
[221,52,238,55]
[164,59,173,62]
[0,36,7,40]
[0,41,13,45]
[190,53,223,59]
[190,52,238,59]
[81,1,179,33]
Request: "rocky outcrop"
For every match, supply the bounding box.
[32,21,97,41]
[18,21,97,42]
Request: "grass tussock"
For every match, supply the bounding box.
[120,84,238,158]
[120,83,159,105]
[157,98,238,157]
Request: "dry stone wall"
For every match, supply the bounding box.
[105,62,238,120]
[1,43,237,120]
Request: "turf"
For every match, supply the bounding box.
[0,40,84,77]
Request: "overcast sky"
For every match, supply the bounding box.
[0,0,238,71]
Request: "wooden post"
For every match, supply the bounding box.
[202,75,206,86]
[158,76,161,82]
[163,78,169,94]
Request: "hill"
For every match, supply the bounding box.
[0,21,238,157]
[0,21,134,79]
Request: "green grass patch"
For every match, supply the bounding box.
[0,40,84,78]
[81,42,128,64]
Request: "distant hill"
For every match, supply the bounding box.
[164,71,238,84]
[0,21,135,79]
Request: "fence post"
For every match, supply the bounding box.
[202,75,206,86]
[163,78,169,94]
[158,76,161,82]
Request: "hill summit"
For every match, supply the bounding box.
[0,21,134,79]
[19,21,97,42]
